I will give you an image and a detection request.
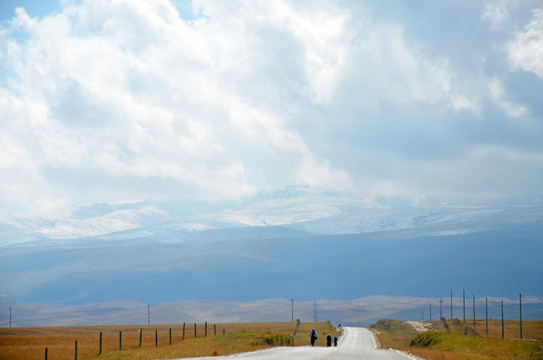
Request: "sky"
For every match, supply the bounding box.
[0,0,542,214]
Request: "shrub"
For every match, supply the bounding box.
[252,332,293,346]
[410,331,442,348]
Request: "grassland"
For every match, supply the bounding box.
[0,321,340,360]
[370,318,543,360]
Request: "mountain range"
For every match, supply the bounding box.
[0,189,542,325]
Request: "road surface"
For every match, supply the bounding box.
[175,327,419,360]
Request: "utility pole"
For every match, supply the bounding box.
[313,301,317,323]
[520,293,523,340]
[148,304,150,325]
[450,290,453,319]
[440,298,443,320]
[429,303,432,321]
[485,297,488,336]
[463,289,466,324]
[291,299,294,322]
[501,300,505,339]
[472,293,476,330]
[9,306,12,328]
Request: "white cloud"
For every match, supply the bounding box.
[487,77,527,117]
[343,21,465,110]
[0,0,358,210]
[451,95,477,111]
[482,1,509,29]
[507,9,543,78]
[0,0,541,212]
[267,2,350,105]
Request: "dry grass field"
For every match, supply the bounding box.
[0,321,340,360]
[371,318,543,360]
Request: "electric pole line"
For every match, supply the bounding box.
[485,297,488,336]
[291,299,294,322]
[520,292,523,340]
[472,293,476,330]
[501,300,505,339]
[463,289,466,324]
[450,290,453,319]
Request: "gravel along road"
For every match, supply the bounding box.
[175,327,420,360]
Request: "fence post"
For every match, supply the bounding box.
[45,347,48,360]
[194,323,197,338]
[100,332,103,355]
[75,340,78,360]
[183,322,185,340]
[205,321,208,336]
[155,330,158,347]
[214,324,217,336]
[223,328,225,334]
[139,329,142,347]
[169,328,172,345]
[119,331,122,351]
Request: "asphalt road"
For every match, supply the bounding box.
[176,327,418,360]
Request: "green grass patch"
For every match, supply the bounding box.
[410,331,543,359]
[410,331,442,347]
[371,319,543,360]
[251,332,293,346]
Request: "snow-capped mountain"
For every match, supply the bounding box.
[0,189,542,307]
[1,187,541,244]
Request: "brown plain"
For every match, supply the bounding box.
[0,321,341,360]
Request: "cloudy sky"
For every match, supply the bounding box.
[1,0,542,214]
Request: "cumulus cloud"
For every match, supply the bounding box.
[0,0,359,210]
[0,0,541,212]
[507,9,543,78]
[482,1,509,29]
[339,18,472,113]
[487,77,527,117]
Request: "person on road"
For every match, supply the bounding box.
[326,334,332,347]
[310,328,317,346]
[334,336,338,346]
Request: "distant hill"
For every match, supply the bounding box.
[1,296,541,327]
[0,192,541,320]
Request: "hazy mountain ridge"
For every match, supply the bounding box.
[0,193,541,314]
[1,296,541,327]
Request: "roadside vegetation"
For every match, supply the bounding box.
[370,318,543,360]
[0,321,340,360]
